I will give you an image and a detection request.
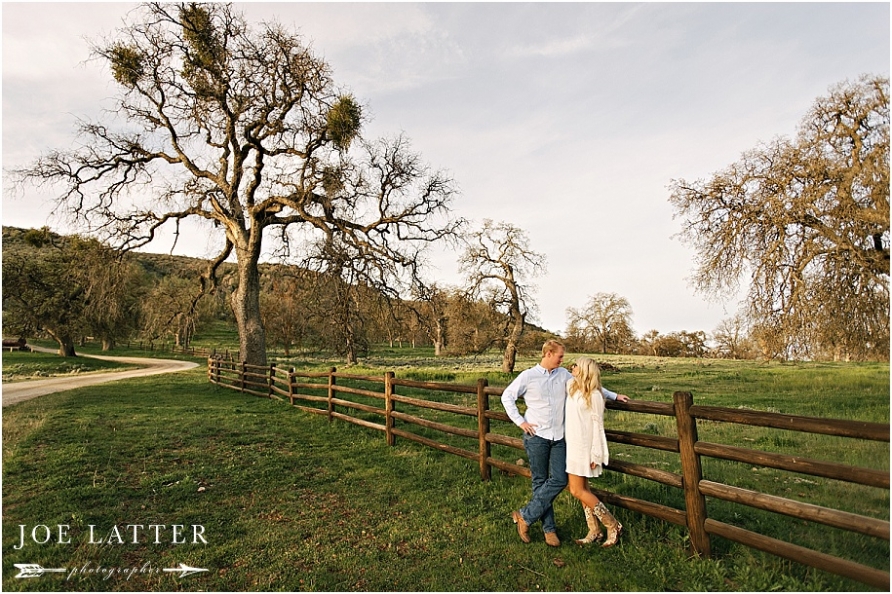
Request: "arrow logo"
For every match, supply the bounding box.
[14,564,67,579]
[163,563,209,579]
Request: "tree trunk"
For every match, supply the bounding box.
[48,330,77,357]
[345,337,358,365]
[102,337,115,351]
[231,234,267,366]
[345,312,358,364]
[59,340,77,357]
[433,318,445,356]
[384,323,396,349]
[501,310,525,373]
[501,342,517,374]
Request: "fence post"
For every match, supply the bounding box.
[674,390,711,558]
[240,361,247,393]
[268,363,276,398]
[288,367,295,404]
[477,378,491,481]
[385,372,395,446]
[327,367,337,422]
[207,357,213,383]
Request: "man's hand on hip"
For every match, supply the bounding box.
[520,422,538,436]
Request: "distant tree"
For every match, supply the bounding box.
[378,299,423,349]
[669,76,889,360]
[677,330,707,358]
[13,3,460,366]
[517,327,560,357]
[711,314,757,359]
[78,249,147,351]
[444,290,503,356]
[565,292,635,354]
[653,333,687,358]
[637,329,706,358]
[140,275,215,349]
[409,283,451,356]
[460,220,545,373]
[82,267,146,351]
[259,270,314,357]
[322,269,371,365]
[3,245,83,356]
[371,294,409,348]
[2,231,137,356]
[638,329,661,357]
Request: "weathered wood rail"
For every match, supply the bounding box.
[208,358,890,589]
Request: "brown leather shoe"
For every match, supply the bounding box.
[544,531,561,547]
[511,511,530,543]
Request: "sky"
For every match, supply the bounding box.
[2,2,889,336]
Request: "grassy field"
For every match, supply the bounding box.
[1,345,888,591]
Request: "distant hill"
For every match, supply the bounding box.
[2,226,552,341]
[2,225,236,280]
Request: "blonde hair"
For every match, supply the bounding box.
[541,339,565,357]
[568,357,602,409]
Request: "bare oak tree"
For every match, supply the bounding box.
[12,3,459,365]
[565,292,634,354]
[669,76,889,360]
[408,283,451,356]
[460,220,545,373]
[711,314,757,360]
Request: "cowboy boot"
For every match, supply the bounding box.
[511,511,531,543]
[592,502,623,547]
[574,506,604,544]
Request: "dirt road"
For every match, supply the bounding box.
[2,347,199,407]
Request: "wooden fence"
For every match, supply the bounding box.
[207,358,890,589]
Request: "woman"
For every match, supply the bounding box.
[565,357,625,547]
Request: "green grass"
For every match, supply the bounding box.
[22,338,208,365]
[1,350,135,383]
[252,351,891,588]
[2,355,888,591]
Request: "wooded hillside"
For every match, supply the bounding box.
[2,226,552,360]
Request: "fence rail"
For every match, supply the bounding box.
[208,358,890,590]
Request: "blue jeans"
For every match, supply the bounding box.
[520,434,567,534]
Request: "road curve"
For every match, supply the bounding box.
[2,346,199,407]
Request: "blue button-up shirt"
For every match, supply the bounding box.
[501,364,618,440]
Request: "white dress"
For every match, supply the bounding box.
[564,380,609,478]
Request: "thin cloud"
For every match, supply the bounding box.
[507,35,596,58]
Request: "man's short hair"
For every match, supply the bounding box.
[541,339,564,357]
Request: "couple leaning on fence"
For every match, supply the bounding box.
[502,339,631,548]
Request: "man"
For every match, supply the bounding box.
[501,340,629,546]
